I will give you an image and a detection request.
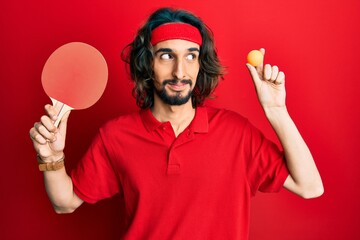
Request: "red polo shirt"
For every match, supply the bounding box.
[71,106,289,239]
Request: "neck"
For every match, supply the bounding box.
[152,96,195,137]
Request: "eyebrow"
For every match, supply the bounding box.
[154,47,200,55]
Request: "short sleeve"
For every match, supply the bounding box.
[71,130,122,203]
[243,121,289,196]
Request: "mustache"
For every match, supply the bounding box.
[162,79,192,86]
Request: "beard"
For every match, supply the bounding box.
[155,79,193,106]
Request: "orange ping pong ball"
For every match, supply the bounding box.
[247,50,264,66]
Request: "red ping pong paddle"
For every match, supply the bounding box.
[41,42,108,126]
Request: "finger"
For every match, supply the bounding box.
[34,120,57,142]
[254,48,265,74]
[271,65,279,81]
[275,71,285,85]
[29,127,47,145]
[246,63,262,85]
[259,48,265,56]
[44,104,58,122]
[40,115,57,133]
[264,64,272,80]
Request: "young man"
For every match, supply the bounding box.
[29,7,323,239]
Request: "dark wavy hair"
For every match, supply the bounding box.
[122,7,224,109]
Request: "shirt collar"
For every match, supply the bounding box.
[140,106,209,133]
[189,106,208,133]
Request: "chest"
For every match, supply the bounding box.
[110,124,247,198]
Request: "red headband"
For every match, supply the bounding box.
[150,22,202,46]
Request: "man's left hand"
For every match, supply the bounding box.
[246,48,286,110]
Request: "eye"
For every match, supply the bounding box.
[160,53,173,60]
[186,53,197,61]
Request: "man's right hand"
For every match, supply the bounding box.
[29,104,70,162]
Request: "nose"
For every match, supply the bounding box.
[172,59,186,80]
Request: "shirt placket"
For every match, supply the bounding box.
[167,128,194,175]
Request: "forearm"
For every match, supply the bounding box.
[42,155,83,213]
[264,106,323,198]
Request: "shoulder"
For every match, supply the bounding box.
[204,106,249,126]
[100,111,143,134]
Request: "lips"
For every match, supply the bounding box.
[164,79,192,91]
[168,84,187,91]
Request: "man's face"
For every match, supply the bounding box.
[152,39,200,106]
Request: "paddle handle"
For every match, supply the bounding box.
[51,98,73,127]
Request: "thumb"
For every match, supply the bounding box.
[57,110,71,135]
[246,63,262,86]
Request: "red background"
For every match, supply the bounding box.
[1,0,359,239]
